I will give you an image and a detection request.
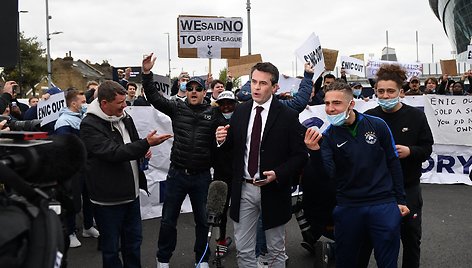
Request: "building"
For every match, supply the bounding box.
[429,0,472,61]
[381,47,398,61]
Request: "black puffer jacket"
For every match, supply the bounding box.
[143,72,222,170]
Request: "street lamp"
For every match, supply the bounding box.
[246,0,252,55]
[45,0,62,89]
[17,10,28,97]
[164,32,171,77]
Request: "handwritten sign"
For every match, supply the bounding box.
[424,95,472,146]
[296,33,325,80]
[152,74,172,98]
[366,60,422,80]
[37,92,66,126]
[341,56,365,77]
[178,16,243,59]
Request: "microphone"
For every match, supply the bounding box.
[206,180,228,240]
[0,134,87,186]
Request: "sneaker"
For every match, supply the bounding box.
[82,226,100,238]
[215,237,233,257]
[69,233,81,248]
[157,261,169,268]
[196,262,209,268]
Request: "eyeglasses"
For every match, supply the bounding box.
[186,86,205,92]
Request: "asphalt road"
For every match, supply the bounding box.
[67,183,472,267]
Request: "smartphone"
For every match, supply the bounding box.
[11,101,17,107]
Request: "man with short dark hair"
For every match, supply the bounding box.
[404,76,422,95]
[80,80,172,268]
[170,72,190,101]
[126,82,138,106]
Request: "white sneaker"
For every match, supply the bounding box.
[196,262,209,268]
[69,233,81,248]
[82,226,100,238]
[157,261,169,268]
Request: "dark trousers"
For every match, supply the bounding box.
[67,184,94,235]
[334,202,401,268]
[156,167,211,263]
[357,186,422,268]
[93,198,142,268]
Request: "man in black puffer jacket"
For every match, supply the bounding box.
[142,54,224,268]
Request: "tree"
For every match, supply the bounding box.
[218,68,241,89]
[2,32,47,97]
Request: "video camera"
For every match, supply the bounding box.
[0,131,86,268]
[0,115,42,132]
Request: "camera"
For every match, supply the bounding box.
[0,115,42,131]
[292,198,316,253]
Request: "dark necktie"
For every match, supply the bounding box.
[248,106,263,178]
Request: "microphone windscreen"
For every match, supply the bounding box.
[29,134,87,185]
[206,180,228,216]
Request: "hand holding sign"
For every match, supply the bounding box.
[304,62,314,74]
[295,33,325,81]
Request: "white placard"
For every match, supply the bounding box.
[152,74,172,98]
[340,56,365,77]
[178,16,243,59]
[277,75,302,95]
[366,59,423,80]
[295,33,325,81]
[467,45,472,64]
[37,92,66,126]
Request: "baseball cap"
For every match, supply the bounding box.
[187,77,205,89]
[409,76,420,83]
[216,91,237,103]
[350,82,362,88]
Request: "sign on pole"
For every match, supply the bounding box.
[296,33,325,80]
[340,56,365,77]
[177,15,243,59]
[227,54,262,77]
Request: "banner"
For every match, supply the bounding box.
[296,33,325,80]
[37,92,66,126]
[178,16,243,59]
[366,60,422,80]
[468,45,472,64]
[152,74,172,98]
[277,75,302,95]
[424,95,472,146]
[340,56,365,77]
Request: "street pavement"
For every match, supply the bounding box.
[67,183,472,267]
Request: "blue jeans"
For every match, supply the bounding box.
[93,198,142,268]
[156,166,211,263]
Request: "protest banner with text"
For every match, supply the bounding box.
[341,56,365,77]
[152,74,172,98]
[366,59,422,80]
[37,92,66,126]
[468,45,472,64]
[296,33,325,80]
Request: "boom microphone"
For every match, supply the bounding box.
[206,180,228,226]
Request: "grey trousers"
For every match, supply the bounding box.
[233,182,286,268]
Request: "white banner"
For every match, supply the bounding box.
[152,74,172,98]
[467,45,472,64]
[178,16,243,59]
[277,75,302,95]
[366,60,423,80]
[424,95,472,146]
[340,56,365,77]
[37,92,66,126]
[132,96,472,219]
[295,33,325,80]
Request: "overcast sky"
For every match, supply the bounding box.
[19,0,454,78]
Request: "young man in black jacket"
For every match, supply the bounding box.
[358,64,433,268]
[142,54,224,268]
[80,81,171,268]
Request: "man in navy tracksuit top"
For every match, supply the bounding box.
[304,81,409,268]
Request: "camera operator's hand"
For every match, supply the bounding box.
[3,81,18,96]
[0,120,10,131]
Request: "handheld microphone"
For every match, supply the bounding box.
[205,181,228,241]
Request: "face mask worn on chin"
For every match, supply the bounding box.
[179,82,187,92]
[378,97,399,111]
[353,89,362,97]
[327,107,350,126]
[222,112,233,120]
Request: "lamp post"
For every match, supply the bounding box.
[246,0,252,55]
[164,32,171,77]
[45,0,62,89]
[17,10,28,97]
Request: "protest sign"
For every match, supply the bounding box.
[424,95,472,146]
[227,54,262,77]
[440,59,458,76]
[152,74,172,98]
[322,48,338,71]
[277,75,302,95]
[296,33,325,80]
[341,56,365,77]
[366,60,422,80]
[37,92,66,126]
[178,15,243,59]
[468,45,472,64]
[350,53,364,61]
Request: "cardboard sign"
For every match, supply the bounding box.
[152,74,172,98]
[467,45,472,64]
[322,48,338,71]
[277,75,302,94]
[37,92,66,126]
[227,54,262,77]
[440,59,458,76]
[177,15,243,59]
[350,54,365,61]
[296,33,325,80]
[341,56,365,77]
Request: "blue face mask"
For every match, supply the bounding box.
[179,82,187,92]
[378,97,399,111]
[353,89,362,97]
[327,107,350,126]
[80,103,88,115]
[222,112,233,120]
